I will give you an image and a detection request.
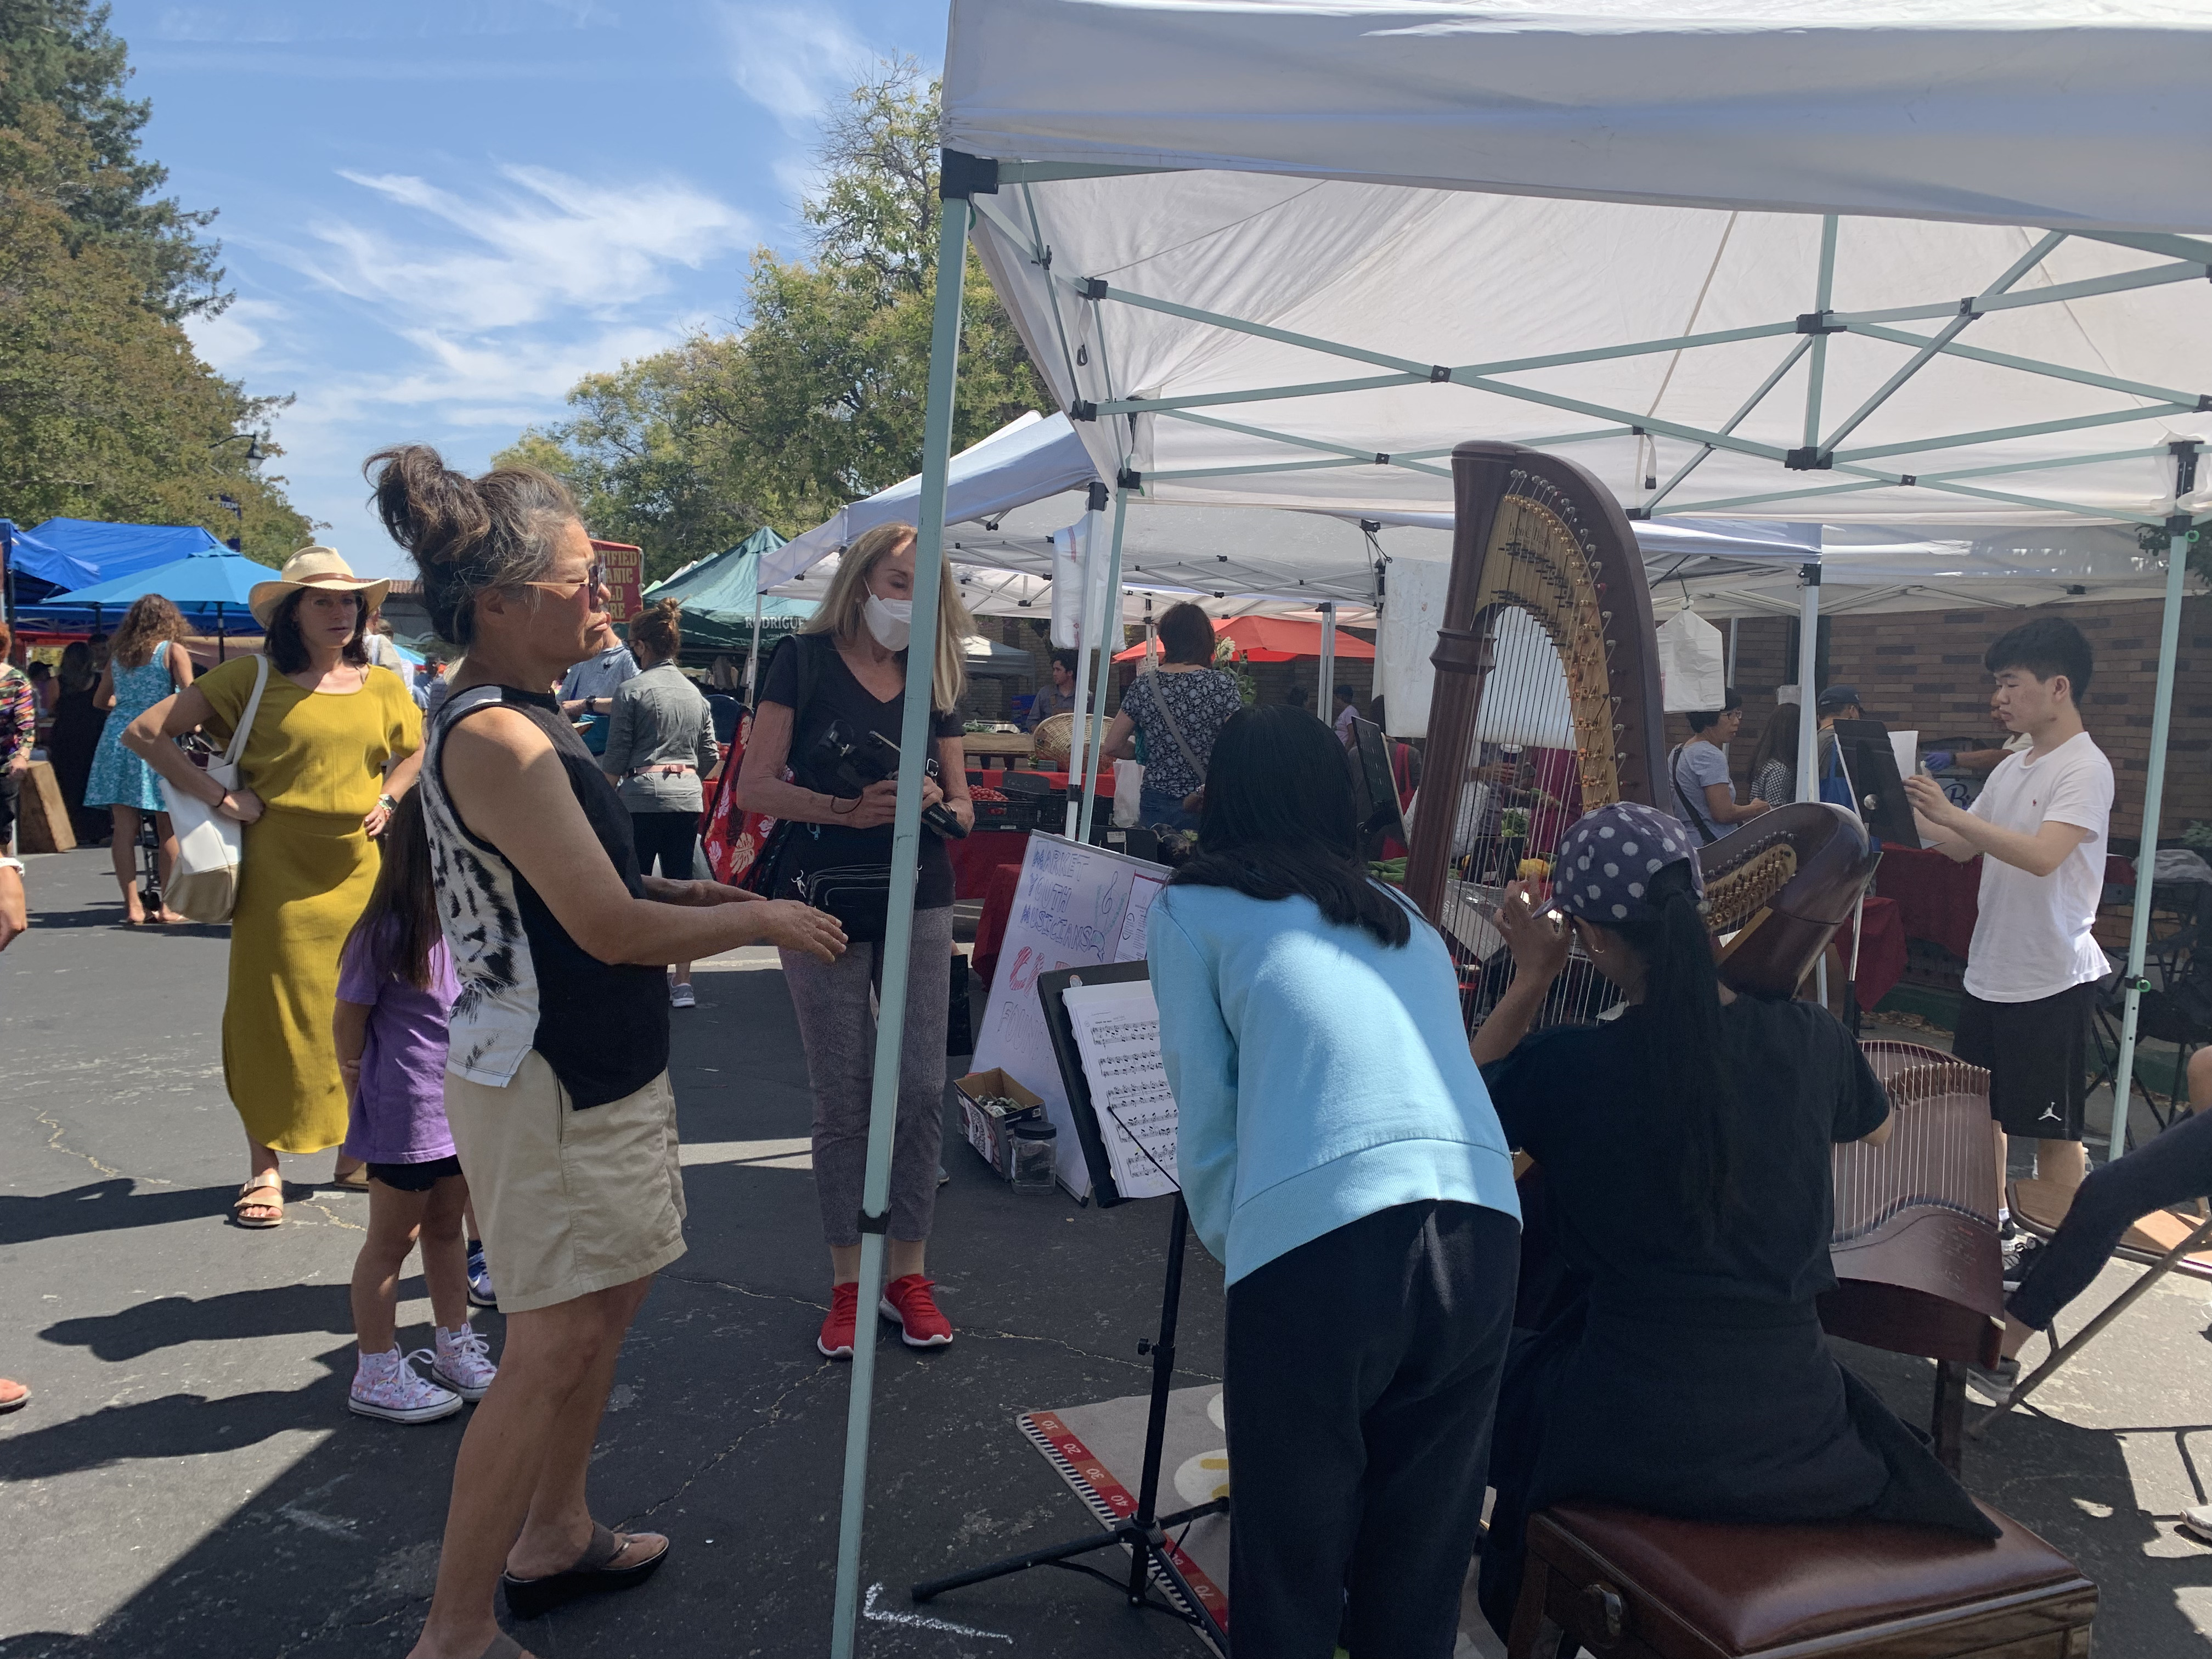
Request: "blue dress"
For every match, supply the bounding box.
[84,641,178,814]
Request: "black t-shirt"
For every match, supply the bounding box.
[1482,996,1889,1312]
[759,633,965,911]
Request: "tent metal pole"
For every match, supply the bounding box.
[1797,557,1826,1007]
[827,189,969,1659]
[1726,618,1737,689]
[1839,414,2189,466]
[1826,256,2198,326]
[216,603,225,663]
[1064,528,1101,842]
[1795,562,1821,808]
[1804,216,1839,449]
[1076,488,1129,845]
[748,582,763,704]
[1844,321,2200,408]
[2107,442,2198,1148]
[1319,601,1337,724]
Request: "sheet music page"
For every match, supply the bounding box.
[1060,978,1180,1200]
[1116,873,1167,961]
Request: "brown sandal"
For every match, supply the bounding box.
[231,1177,284,1228]
[328,1164,371,1194]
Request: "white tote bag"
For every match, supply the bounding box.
[160,654,269,924]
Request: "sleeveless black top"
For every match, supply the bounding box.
[421,683,668,1108]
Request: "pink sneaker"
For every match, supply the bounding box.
[429,1324,497,1401]
[349,1346,462,1424]
[879,1274,953,1348]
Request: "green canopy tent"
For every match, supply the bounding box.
[640,527,815,690]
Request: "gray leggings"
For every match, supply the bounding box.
[781,905,954,1249]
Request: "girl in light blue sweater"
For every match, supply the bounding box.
[1148,705,1520,1659]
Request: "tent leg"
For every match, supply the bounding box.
[826,190,969,1659]
[1794,563,1821,806]
[1319,600,1337,724]
[1075,488,1128,844]
[748,585,763,704]
[2108,444,2198,1141]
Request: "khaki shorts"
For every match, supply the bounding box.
[445,1051,686,1314]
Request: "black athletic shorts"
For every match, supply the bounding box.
[1954,981,2094,1139]
[368,1154,464,1192]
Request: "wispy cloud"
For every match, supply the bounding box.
[184,297,288,371]
[286,164,754,332]
[719,4,871,131]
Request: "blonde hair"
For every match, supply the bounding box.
[802,521,971,712]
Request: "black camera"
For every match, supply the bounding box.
[805,718,968,839]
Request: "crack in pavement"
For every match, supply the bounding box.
[30,1105,168,1184]
[619,1359,840,1527]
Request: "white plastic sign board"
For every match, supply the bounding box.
[970,834,1170,1199]
[1375,554,1447,738]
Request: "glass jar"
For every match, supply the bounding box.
[1008,1119,1059,1193]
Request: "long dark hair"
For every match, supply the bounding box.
[343,791,440,991]
[1172,704,1410,947]
[1604,859,1738,1244]
[1746,698,1801,779]
[266,589,370,675]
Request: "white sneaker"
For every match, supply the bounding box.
[428,1324,498,1401]
[349,1346,462,1424]
[669,981,697,1009]
[2182,1505,2212,1545]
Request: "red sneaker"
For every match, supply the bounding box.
[879,1274,953,1348]
[818,1282,859,1359]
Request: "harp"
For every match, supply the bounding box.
[1407,442,1667,1030]
[1824,1041,2005,1470]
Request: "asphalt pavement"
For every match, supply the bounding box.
[5,844,2212,1656]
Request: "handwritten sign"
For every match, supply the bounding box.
[971,834,1171,1198]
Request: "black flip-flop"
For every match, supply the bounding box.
[501,1522,668,1620]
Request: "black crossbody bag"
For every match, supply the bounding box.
[748,636,927,944]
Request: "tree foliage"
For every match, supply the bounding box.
[499,61,1048,585]
[0,1,311,563]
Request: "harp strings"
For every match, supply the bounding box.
[1833,1042,1999,1247]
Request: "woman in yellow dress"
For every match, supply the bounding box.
[128,548,422,1227]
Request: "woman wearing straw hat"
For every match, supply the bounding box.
[126,548,424,1227]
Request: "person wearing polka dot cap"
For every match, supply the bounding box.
[1464,802,1996,1641]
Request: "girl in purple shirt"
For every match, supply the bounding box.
[335,791,500,1423]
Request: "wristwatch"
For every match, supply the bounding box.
[377,793,400,814]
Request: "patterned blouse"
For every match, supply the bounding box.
[1119,668,1244,800]
[0,667,35,767]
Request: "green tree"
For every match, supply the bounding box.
[0,0,223,315]
[501,60,1048,584]
[0,1,312,562]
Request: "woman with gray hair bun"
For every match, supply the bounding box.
[364,443,844,1659]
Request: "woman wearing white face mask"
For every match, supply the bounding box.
[736,521,976,1357]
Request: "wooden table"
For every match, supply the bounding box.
[961,731,1034,769]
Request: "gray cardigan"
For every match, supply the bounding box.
[600,663,719,812]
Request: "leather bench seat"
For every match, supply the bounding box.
[1523,1499,2092,1657]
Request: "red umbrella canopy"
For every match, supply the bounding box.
[1112,615,1375,664]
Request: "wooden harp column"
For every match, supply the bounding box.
[1406,441,1668,924]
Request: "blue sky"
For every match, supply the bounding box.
[111,1,951,577]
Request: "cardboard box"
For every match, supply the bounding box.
[954,1067,1045,1180]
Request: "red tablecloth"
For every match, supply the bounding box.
[971,860,1027,992]
[949,829,1030,901]
[1836,894,1907,1013]
[1875,844,1980,961]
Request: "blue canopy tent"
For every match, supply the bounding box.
[3,518,232,612]
[15,545,272,656]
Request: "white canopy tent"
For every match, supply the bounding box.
[825,8,2212,1646]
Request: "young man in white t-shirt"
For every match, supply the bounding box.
[1904,617,2113,1208]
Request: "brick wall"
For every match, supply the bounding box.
[1689,598,2211,843]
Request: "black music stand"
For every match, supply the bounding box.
[1347,714,1410,860]
[911,961,1230,1650]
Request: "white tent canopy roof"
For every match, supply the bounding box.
[768,392,2179,620]
[944,1,2212,537]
